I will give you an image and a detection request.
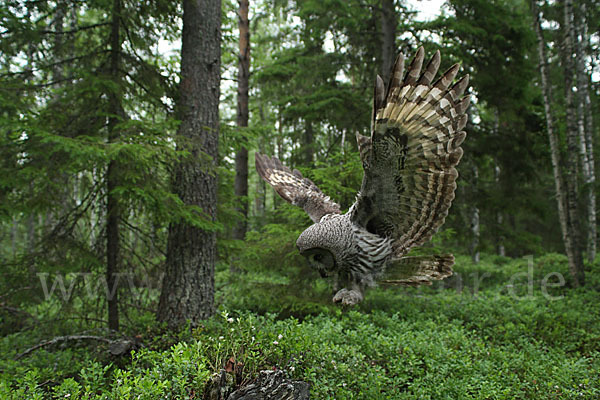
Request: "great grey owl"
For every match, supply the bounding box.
[255,47,470,305]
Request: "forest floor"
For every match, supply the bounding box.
[1,253,599,399]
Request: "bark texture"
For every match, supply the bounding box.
[157,0,221,327]
[304,121,314,166]
[233,0,250,241]
[561,0,585,286]
[254,107,266,219]
[492,110,505,257]
[574,2,596,263]
[531,0,568,261]
[531,0,584,286]
[52,1,66,82]
[470,165,480,264]
[106,0,123,331]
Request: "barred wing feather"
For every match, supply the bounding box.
[255,153,341,223]
[379,254,454,286]
[351,47,470,256]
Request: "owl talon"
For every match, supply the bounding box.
[332,288,363,305]
[332,288,348,303]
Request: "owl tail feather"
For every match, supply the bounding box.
[379,254,454,286]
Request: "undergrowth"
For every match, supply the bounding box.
[1,253,599,399]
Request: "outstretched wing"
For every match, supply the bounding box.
[351,47,470,255]
[255,153,341,223]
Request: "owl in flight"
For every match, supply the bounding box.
[256,47,470,305]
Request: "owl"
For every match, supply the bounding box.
[256,47,470,305]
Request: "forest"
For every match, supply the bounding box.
[0,0,599,398]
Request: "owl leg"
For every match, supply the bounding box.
[332,272,341,292]
[332,282,364,305]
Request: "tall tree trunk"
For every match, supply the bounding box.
[532,0,582,285]
[106,0,123,331]
[574,2,596,263]
[254,106,266,220]
[492,109,505,257]
[11,216,17,257]
[233,0,250,241]
[303,120,314,166]
[157,0,221,328]
[272,108,283,209]
[470,165,480,264]
[531,0,572,270]
[560,0,585,286]
[254,148,266,220]
[380,0,396,78]
[494,165,505,257]
[92,168,103,250]
[27,214,35,255]
[52,1,66,82]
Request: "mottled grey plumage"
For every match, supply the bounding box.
[256,47,469,305]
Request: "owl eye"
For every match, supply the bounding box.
[313,253,323,262]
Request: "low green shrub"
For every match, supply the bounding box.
[1,255,598,399]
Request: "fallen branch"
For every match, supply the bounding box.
[15,335,113,360]
[0,304,37,322]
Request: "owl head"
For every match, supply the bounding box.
[296,224,337,277]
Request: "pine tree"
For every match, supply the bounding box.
[157,0,222,327]
[0,0,183,330]
[233,0,251,241]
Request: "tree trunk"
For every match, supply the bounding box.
[560,0,584,286]
[380,0,396,78]
[492,109,505,257]
[106,0,123,331]
[106,161,120,331]
[531,0,571,271]
[92,168,103,250]
[157,0,221,328]
[254,149,266,219]
[494,165,505,257]
[272,108,284,209]
[574,2,596,263]
[304,120,314,166]
[52,1,66,82]
[470,165,480,263]
[254,107,266,220]
[233,0,250,241]
[532,0,583,285]
[11,216,17,257]
[27,214,35,255]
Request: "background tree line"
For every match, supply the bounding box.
[1,0,598,332]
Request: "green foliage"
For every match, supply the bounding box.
[2,256,599,398]
[0,0,200,332]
